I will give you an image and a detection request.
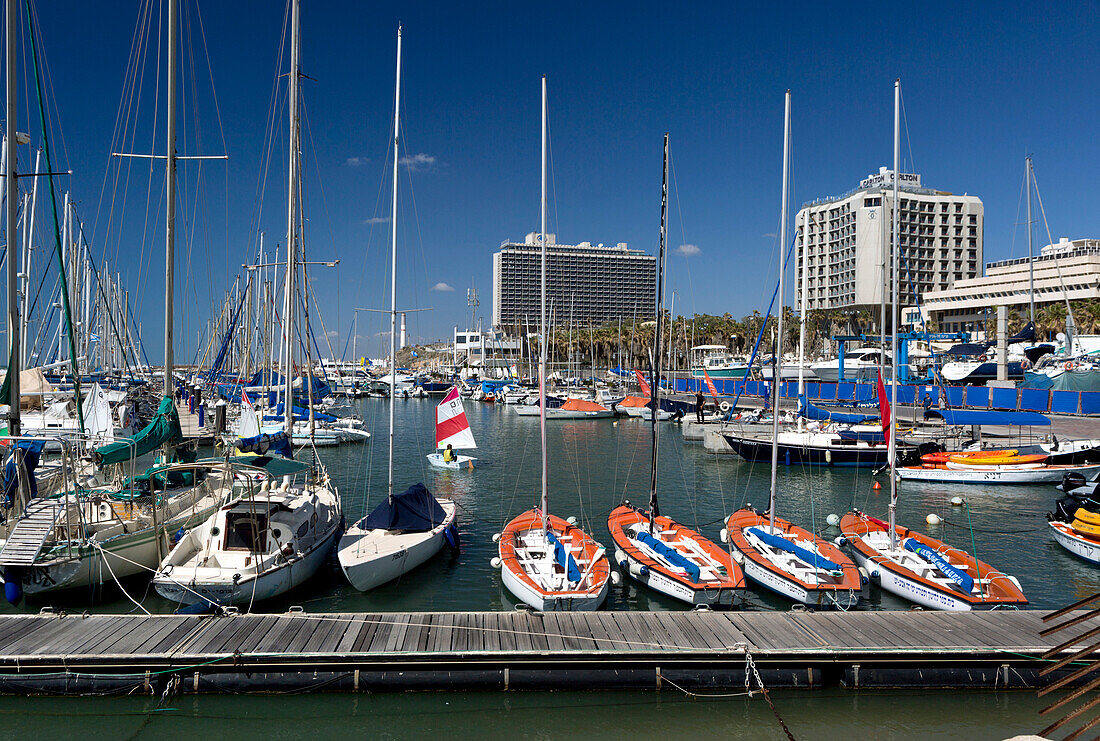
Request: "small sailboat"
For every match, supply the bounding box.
[608,135,744,608]
[426,387,477,469]
[721,91,862,610]
[493,77,610,612]
[840,80,1027,612]
[337,27,458,593]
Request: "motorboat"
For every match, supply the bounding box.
[809,347,891,382]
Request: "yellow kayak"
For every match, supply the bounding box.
[1074,508,1100,527]
[1072,518,1100,539]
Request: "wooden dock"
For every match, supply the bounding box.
[0,608,1093,695]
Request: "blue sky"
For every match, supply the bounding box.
[13,1,1099,361]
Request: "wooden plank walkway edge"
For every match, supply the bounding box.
[0,609,1090,694]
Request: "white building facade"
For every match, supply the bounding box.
[796,168,983,328]
[492,233,656,331]
[922,238,1100,334]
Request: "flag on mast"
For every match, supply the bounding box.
[634,369,652,397]
[436,386,476,450]
[876,371,891,445]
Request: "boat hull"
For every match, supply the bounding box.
[722,433,890,468]
[1050,521,1100,565]
[426,453,477,470]
[898,463,1100,485]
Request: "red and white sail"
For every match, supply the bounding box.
[436,386,476,450]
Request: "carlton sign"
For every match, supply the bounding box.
[860,170,921,189]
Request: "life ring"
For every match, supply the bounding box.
[1065,362,1074,371]
[719,401,731,413]
[1020,358,1030,370]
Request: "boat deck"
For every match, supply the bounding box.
[0,608,1092,694]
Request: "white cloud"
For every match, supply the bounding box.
[362,216,390,225]
[431,282,455,292]
[762,232,777,239]
[399,153,436,171]
[326,330,339,337]
[677,243,700,256]
[346,156,368,166]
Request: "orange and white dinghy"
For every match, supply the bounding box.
[840,511,1027,611]
[609,503,744,606]
[722,508,862,609]
[495,509,610,611]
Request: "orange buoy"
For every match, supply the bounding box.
[872,481,882,490]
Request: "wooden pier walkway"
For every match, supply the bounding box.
[0,608,1093,694]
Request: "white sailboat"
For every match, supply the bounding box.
[426,387,477,469]
[492,77,610,612]
[337,27,459,593]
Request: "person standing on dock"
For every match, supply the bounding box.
[695,389,705,422]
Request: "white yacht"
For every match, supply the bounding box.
[689,345,748,379]
[810,347,891,382]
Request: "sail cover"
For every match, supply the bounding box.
[238,390,260,439]
[361,483,447,532]
[747,526,842,572]
[634,529,701,582]
[235,431,292,459]
[797,395,877,425]
[94,395,182,466]
[81,382,113,438]
[904,538,974,593]
[436,387,476,450]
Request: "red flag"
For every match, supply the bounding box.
[703,369,720,403]
[876,371,891,445]
[634,369,652,397]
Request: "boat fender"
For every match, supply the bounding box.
[638,565,650,578]
[857,566,870,585]
[172,527,186,545]
[444,524,461,552]
[950,497,964,506]
[1008,575,1022,590]
[490,557,502,569]
[785,450,791,466]
[825,450,832,464]
[2,568,21,606]
[926,514,941,525]
[834,536,846,547]
[566,516,577,525]
[870,569,881,582]
[492,533,501,542]
[719,528,729,543]
[826,514,840,527]
[731,549,744,565]
[610,571,623,586]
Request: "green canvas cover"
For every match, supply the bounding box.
[93,395,182,466]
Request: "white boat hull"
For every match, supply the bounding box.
[500,559,608,611]
[613,548,734,607]
[847,543,972,611]
[337,499,457,592]
[736,550,859,609]
[898,463,1100,485]
[426,453,477,470]
[1050,521,1100,565]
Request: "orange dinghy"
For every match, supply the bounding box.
[497,509,610,611]
[608,504,744,607]
[723,509,862,609]
[840,511,1027,611]
[921,449,1019,464]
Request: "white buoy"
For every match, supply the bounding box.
[610,571,623,586]
[490,557,502,568]
[926,513,941,525]
[719,528,729,543]
[492,533,501,542]
[566,516,577,525]
[950,497,964,506]
[826,514,840,527]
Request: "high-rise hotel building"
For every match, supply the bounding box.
[492,233,656,331]
[796,168,983,328]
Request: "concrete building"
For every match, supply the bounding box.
[796,168,983,328]
[492,233,655,331]
[922,238,1100,334]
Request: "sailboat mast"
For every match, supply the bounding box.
[282,0,300,435]
[388,27,402,506]
[162,0,178,399]
[539,75,548,530]
[648,133,669,530]
[4,0,18,434]
[888,79,900,549]
[769,90,790,531]
[1026,155,1034,324]
[796,207,809,431]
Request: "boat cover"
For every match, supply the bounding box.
[617,396,651,408]
[274,402,338,423]
[2,440,44,508]
[235,431,293,458]
[361,483,446,532]
[797,395,877,425]
[248,370,285,387]
[231,453,309,477]
[634,529,701,582]
[942,343,991,357]
[546,529,582,583]
[560,398,608,412]
[903,537,974,594]
[747,526,842,572]
[94,395,181,466]
[1008,321,1037,344]
[924,409,1051,426]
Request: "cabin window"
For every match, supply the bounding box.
[223,512,269,552]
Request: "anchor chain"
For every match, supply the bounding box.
[744,647,797,741]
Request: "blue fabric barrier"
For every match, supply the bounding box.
[944,387,965,407]
[893,385,916,406]
[819,383,838,402]
[964,386,990,409]
[837,383,856,402]
[781,381,796,399]
[1051,390,1081,415]
[989,387,1017,410]
[745,380,761,397]
[1019,388,1051,412]
[855,383,877,402]
[1081,393,1100,415]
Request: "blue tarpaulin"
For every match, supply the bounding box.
[634,529,701,582]
[546,530,582,583]
[747,526,842,572]
[2,440,45,508]
[904,538,974,593]
[273,403,338,423]
[924,409,1051,426]
[235,431,293,459]
[798,395,878,424]
[361,483,447,532]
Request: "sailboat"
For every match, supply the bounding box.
[492,77,610,612]
[839,81,1027,612]
[426,387,477,469]
[721,91,862,610]
[153,0,341,608]
[608,135,744,607]
[337,27,459,593]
